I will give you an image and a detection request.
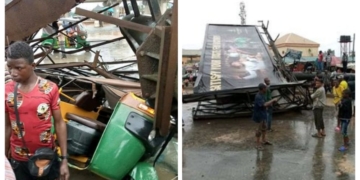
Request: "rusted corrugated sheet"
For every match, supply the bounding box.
[5,0,80,42]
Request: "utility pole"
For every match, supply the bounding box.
[239,1,246,25]
[353,33,355,61]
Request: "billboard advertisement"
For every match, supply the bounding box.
[194,24,282,94]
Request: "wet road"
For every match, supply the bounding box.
[182,101,355,180]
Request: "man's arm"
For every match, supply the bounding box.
[264,99,277,107]
[53,110,67,157]
[49,84,68,159]
[255,95,276,108]
[311,88,321,99]
[5,112,11,157]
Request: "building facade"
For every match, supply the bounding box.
[182,49,201,64]
[274,33,320,57]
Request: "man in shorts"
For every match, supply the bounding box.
[337,89,352,151]
[311,79,326,138]
[252,83,277,150]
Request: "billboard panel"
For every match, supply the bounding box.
[194,24,283,94]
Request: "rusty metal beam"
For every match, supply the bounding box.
[36,61,121,80]
[35,47,53,66]
[130,0,140,17]
[123,0,130,15]
[5,0,78,43]
[155,0,177,136]
[148,0,162,22]
[75,8,152,34]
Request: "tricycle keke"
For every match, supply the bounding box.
[41,18,90,51]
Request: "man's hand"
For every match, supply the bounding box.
[272,98,278,103]
[60,160,70,180]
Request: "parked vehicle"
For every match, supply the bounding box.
[41,18,90,51]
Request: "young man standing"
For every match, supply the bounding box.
[252,83,277,150]
[325,52,332,71]
[337,89,352,151]
[264,78,273,131]
[311,79,327,138]
[333,79,343,131]
[5,41,70,180]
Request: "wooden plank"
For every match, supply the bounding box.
[75,8,152,34]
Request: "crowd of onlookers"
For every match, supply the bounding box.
[315,50,350,73]
[301,50,354,74]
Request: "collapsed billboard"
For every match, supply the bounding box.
[194,24,283,94]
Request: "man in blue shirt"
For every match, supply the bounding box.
[252,83,277,150]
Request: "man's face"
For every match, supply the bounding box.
[334,81,339,87]
[315,81,322,88]
[260,86,267,93]
[265,79,270,85]
[7,58,34,83]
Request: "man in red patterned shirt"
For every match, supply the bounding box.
[5,41,69,180]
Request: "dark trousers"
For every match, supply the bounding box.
[266,107,273,129]
[324,84,331,93]
[10,158,60,180]
[343,61,348,73]
[313,107,324,130]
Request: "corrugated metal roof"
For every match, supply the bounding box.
[275,33,319,46]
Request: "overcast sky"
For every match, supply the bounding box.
[179,0,358,56]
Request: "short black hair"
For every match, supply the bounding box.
[258,83,266,90]
[7,41,34,64]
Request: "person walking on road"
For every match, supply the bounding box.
[311,79,327,138]
[337,89,352,152]
[252,83,277,150]
[264,78,274,132]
